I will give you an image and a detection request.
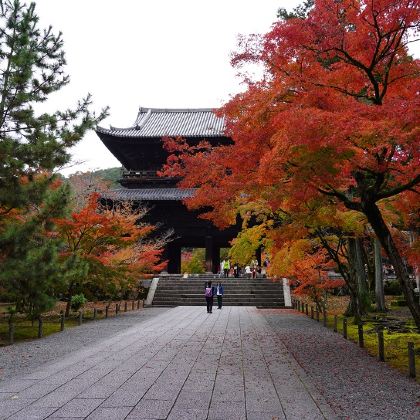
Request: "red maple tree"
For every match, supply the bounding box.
[162,0,420,326]
[54,194,166,314]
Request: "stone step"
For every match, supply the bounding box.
[156,283,282,288]
[157,281,280,284]
[157,279,277,282]
[153,295,285,300]
[155,293,283,299]
[151,276,285,307]
[149,302,284,310]
[153,298,285,304]
[158,276,277,279]
[155,288,283,293]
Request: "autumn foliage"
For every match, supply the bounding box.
[54,194,166,313]
[162,1,420,325]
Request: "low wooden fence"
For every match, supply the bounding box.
[291,297,417,380]
[1,300,143,346]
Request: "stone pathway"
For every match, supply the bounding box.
[0,307,418,419]
[0,307,170,381]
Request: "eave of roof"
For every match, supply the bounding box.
[96,106,227,139]
[102,188,196,201]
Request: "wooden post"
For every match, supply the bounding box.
[358,323,364,348]
[93,308,97,320]
[343,318,347,339]
[60,311,65,331]
[124,301,128,312]
[333,315,338,332]
[316,309,320,322]
[105,305,109,318]
[132,300,135,311]
[78,311,83,326]
[378,329,385,361]
[323,310,327,327]
[38,316,43,338]
[205,235,214,273]
[8,316,14,345]
[310,306,314,319]
[408,342,416,378]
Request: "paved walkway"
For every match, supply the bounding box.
[0,307,419,419]
[0,308,170,381]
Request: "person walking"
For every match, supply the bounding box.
[223,259,231,278]
[204,281,215,313]
[220,260,225,278]
[233,263,239,278]
[216,282,224,309]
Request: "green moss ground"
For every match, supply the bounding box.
[0,309,107,346]
[306,306,420,383]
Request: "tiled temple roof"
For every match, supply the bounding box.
[96,107,226,139]
[103,188,196,201]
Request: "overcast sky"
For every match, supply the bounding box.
[34,1,418,176]
[34,0,297,175]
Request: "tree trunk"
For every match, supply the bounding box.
[65,299,71,318]
[409,231,420,306]
[364,202,420,329]
[347,237,370,323]
[317,234,361,321]
[374,237,386,312]
[344,288,359,318]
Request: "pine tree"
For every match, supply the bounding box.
[0,0,107,317]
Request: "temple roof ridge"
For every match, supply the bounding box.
[138,106,218,113]
[96,106,227,139]
[103,187,197,201]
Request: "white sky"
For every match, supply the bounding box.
[34,0,297,175]
[34,0,418,176]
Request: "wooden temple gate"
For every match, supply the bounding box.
[96,107,240,273]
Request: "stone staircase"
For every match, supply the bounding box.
[151,274,285,308]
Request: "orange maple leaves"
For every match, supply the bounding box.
[161,0,419,301]
[54,193,165,278]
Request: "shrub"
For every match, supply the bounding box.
[394,297,407,307]
[384,280,402,296]
[70,294,87,312]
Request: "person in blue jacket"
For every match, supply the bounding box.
[216,282,224,309]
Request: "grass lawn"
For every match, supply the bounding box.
[0,317,80,344]
[295,295,420,383]
[0,300,142,346]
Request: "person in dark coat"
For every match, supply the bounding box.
[204,281,216,313]
[216,282,224,309]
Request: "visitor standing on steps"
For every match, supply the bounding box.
[223,259,231,278]
[204,281,215,313]
[216,282,224,309]
[220,260,225,277]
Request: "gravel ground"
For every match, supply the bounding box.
[0,307,169,381]
[263,309,420,420]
